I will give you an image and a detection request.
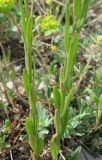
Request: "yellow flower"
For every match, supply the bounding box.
[0,0,15,14]
[35,15,60,36]
[96,36,102,47]
[49,79,56,87]
[51,45,57,53]
[46,0,52,5]
[4,0,9,3]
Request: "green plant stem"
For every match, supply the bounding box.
[50,0,89,159]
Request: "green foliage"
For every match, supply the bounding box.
[37,102,52,138]
[0,119,11,152]
[26,100,52,146]
[64,109,91,137]
[96,95,102,125]
[26,115,44,158]
[0,102,7,113]
[69,146,81,160]
[0,54,16,108]
[2,119,11,134]
[90,0,97,5]
[86,68,102,125]
[0,134,11,152]
[35,15,60,36]
[0,0,101,159]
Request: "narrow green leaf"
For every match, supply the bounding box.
[50,134,60,160]
[29,87,36,112]
[53,86,61,112]
[61,111,69,136]
[26,15,33,79]
[70,146,81,160]
[62,86,76,117]
[61,87,76,137]
[65,0,70,54]
[26,15,33,50]
[54,110,62,135]
[96,94,102,125]
[98,95,102,111]
[23,69,30,96]
[37,137,44,156]
[29,135,37,156]
[64,31,78,89]
[25,0,30,19]
[73,0,81,19]
[77,0,89,32]
[19,0,26,39]
[69,31,78,74]
[81,0,90,20]
[26,117,34,135]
